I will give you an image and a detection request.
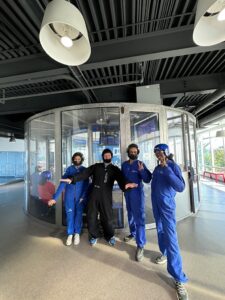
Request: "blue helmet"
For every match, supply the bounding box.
[40,170,52,180]
[154,143,170,156]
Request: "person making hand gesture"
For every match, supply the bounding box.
[122,143,152,262]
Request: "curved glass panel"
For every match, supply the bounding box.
[61,107,123,228]
[28,114,56,224]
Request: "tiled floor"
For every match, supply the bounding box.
[0,180,225,300]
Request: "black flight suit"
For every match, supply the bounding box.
[71,163,126,240]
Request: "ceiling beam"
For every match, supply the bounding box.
[159,72,225,96]
[0,53,63,77]
[81,27,225,70]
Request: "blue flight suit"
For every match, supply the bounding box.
[151,160,188,283]
[53,165,89,235]
[122,160,152,248]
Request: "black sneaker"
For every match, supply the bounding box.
[135,247,144,262]
[175,281,188,300]
[124,234,135,242]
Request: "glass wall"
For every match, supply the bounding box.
[198,122,225,178]
[25,103,198,228]
[167,111,185,170]
[129,111,160,225]
[28,114,56,224]
[62,107,123,228]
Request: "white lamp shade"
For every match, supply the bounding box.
[193,0,225,46]
[39,0,91,66]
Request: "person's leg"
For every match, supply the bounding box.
[152,199,167,256]
[125,194,136,238]
[65,194,75,236]
[131,190,146,248]
[130,190,146,261]
[161,206,188,283]
[73,199,85,245]
[99,193,114,241]
[74,199,84,234]
[87,192,100,239]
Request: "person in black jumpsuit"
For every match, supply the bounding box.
[60,149,136,246]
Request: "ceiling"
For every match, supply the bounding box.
[1,0,225,139]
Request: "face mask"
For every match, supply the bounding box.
[128,154,138,160]
[103,159,111,163]
[74,161,81,166]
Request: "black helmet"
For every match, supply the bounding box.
[102,148,113,158]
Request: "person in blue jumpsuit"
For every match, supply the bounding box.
[48,152,89,246]
[151,144,188,300]
[122,143,152,262]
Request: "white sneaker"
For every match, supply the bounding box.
[155,254,167,264]
[74,233,80,245]
[66,235,73,246]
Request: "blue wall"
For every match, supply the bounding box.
[0,152,25,177]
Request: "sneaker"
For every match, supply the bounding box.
[155,254,167,264]
[89,237,97,246]
[74,233,80,245]
[135,247,144,262]
[108,236,116,246]
[175,281,188,300]
[124,234,135,242]
[66,234,73,246]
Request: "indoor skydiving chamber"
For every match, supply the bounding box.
[25,103,200,229]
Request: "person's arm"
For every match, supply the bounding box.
[60,165,95,184]
[48,167,71,206]
[79,167,90,201]
[138,161,152,183]
[163,164,185,192]
[114,166,138,191]
[72,165,94,183]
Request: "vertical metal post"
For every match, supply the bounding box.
[55,111,62,226]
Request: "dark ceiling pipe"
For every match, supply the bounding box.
[193,86,225,116]
[198,107,225,127]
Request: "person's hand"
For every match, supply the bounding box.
[48,199,56,206]
[60,178,72,184]
[79,198,84,203]
[125,183,138,189]
[138,161,144,171]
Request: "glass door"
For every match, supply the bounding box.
[62,107,123,228]
[122,106,161,228]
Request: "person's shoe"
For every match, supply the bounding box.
[89,237,97,246]
[66,234,73,246]
[108,236,116,246]
[135,247,144,262]
[74,233,80,245]
[175,281,188,300]
[155,254,167,264]
[124,234,135,242]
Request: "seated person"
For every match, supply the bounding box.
[38,170,55,207]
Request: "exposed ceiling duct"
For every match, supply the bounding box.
[198,106,225,126]
[193,86,225,115]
